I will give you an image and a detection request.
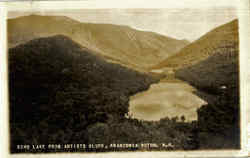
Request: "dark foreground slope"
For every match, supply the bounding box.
[9,35,199,153]
[175,20,240,149]
[8,15,189,70]
[8,35,157,152]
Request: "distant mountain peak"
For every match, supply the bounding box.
[8,15,190,71]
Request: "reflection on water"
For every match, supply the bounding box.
[129,81,207,121]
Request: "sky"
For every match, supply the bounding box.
[7,0,238,41]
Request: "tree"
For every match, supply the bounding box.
[181,115,186,122]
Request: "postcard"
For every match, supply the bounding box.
[0,0,250,157]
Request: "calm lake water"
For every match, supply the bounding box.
[129,81,207,121]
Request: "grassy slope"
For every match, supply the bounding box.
[8,15,189,70]
[152,19,238,70]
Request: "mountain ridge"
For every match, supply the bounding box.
[151,19,238,70]
[8,14,189,71]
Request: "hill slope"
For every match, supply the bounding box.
[173,19,239,96]
[8,35,158,152]
[174,20,240,149]
[152,19,238,70]
[8,15,189,70]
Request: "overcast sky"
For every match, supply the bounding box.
[7,0,238,41]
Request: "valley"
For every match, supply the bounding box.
[8,14,240,151]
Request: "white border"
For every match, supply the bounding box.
[239,0,250,155]
[0,4,9,158]
[0,0,239,10]
[0,0,249,157]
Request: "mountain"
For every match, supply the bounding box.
[174,20,239,149]
[152,19,238,70]
[172,19,239,93]
[8,15,189,71]
[8,35,158,152]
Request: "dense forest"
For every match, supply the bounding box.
[175,21,240,149]
[9,35,198,153]
[176,51,240,149]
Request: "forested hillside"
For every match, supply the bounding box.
[9,35,198,153]
[175,20,240,149]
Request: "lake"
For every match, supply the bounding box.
[129,81,207,121]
